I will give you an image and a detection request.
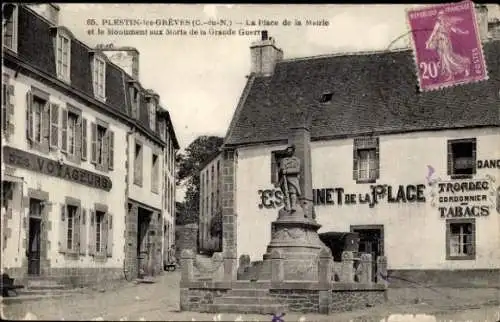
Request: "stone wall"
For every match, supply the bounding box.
[269,289,319,313]
[176,223,198,261]
[329,290,386,312]
[179,287,230,311]
[387,269,500,288]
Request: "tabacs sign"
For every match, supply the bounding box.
[429,176,496,218]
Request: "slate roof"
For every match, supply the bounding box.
[9,5,180,149]
[224,40,500,147]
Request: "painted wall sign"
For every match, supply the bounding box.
[477,159,500,169]
[430,178,496,218]
[3,146,112,191]
[258,184,426,209]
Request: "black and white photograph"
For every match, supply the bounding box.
[1,2,499,321]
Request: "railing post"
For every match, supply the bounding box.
[212,252,224,281]
[359,253,372,284]
[181,249,194,282]
[318,247,333,284]
[271,249,284,285]
[340,251,354,283]
[377,256,388,287]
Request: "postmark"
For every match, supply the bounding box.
[406,0,488,91]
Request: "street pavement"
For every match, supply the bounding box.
[1,272,499,321]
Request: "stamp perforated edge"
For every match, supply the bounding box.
[405,0,489,93]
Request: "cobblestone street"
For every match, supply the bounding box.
[1,272,499,321]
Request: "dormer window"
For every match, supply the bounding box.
[3,4,18,52]
[129,84,140,119]
[148,98,156,131]
[56,31,71,82]
[92,55,106,100]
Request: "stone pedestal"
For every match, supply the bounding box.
[261,208,325,281]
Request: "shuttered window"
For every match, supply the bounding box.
[49,103,59,149]
[90,121,114,171]
[353,137,380,183]
[81,118,88,160]
[447,138,476,179]
[151,153,160,193]
[2,74,15,137]
[134,142,143,185]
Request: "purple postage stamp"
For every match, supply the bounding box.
[406,0,488,92]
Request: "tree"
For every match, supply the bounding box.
[175,135,224,225]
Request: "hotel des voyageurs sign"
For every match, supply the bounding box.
[3,146,112,191]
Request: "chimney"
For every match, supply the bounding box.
[250,30,283,77]
[474,4,488,41]
[28,3,60,25]
[99,46,140,80]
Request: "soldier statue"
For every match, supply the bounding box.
[274,145,302,213]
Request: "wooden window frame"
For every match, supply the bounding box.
[353,137,380,184]
[27,87,51,154]
[90,119,113,172]
[151,151,160,194]
[447,138,477,180]
[92,55,107,101]
[134,140,144,186]
[56,31,71,82]
[2,4,18,53]
[62,105,83,164]
[446,219,476,261]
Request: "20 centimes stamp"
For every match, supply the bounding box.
[406,0,489,92]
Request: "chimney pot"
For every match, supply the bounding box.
[262,30,268,41]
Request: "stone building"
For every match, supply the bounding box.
[198,152,223,253]
[1,3,179,285]
[216,11,500,286]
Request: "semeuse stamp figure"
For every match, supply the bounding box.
[406,0,488,91]
[274,145,301,213]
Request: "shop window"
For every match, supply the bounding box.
[447,138,476,179]
[446,219,476,260]
[353,137,380,183]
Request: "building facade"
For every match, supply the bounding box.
[198,152,223,253]
[1,3,179,285]
[212,8,500,286]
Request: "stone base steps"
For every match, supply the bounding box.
[205,287,287,315]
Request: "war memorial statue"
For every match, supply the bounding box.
[274,144,302,213]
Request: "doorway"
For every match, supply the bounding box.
[350,225,384,281]
[137,208,152,278]
[28,199,43,276]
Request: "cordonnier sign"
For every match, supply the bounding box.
[429,177,496,218]
[258,184,427,209]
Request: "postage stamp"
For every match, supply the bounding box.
[406,0,489,92]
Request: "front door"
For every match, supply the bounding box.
[28,199,43,275]
[351,226,384,280]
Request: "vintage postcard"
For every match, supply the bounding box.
[1,3,499,322]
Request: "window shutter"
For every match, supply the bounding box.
[471,139,477,175]
[26,91,33,142]
[108,130,114,170]
[106,213,113,257]
[42,103,50,147]
[447,141,453,176]
[79,208,87,256]
[353,140,359,181]
[81,118,88,160]
[61,108,68,153]
[6,83,14,136]
[89,210,96,256]
[59,205,67,254]
[74,207,81,254]
[75,117,82,159]
[102,130,109,168]
[374,137,380,179]
[91,122,97,164]
[101,215,108,255]
[49,103,59,149]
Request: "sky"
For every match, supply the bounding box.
[57,3,499,150]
